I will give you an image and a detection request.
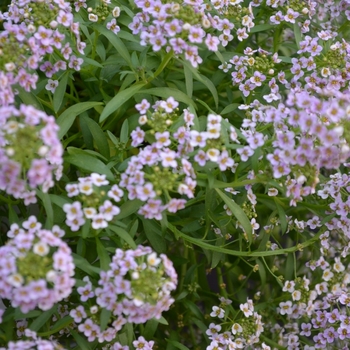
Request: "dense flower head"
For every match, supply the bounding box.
[0,217,74,313]
[71,245,177,343]
[125,98,237,219]
[0,104,63,204]
[0,0,85,102]
[63,173,122,232]
[129,0,254,67]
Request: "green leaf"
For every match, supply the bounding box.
[49,194,71,208]
[120,119,129,144]
[37,316,73,337]
[8,205,19,225]
[72,253,100,276]
[83,56,103,68]
[140,87,197,109]
[13,309,41,320]
[36,190,53,228]
[293,22,302,49]
[250,24,274,33]
[184,64,193,98]
[17,87,43,110]
[100,309,112,332]
[150,49,174,81]
[220,103,239,115]
[215,189,253,243]
[274,198,287,234]
[97,25,132,67]
[167,341,190,350]
[56,101,103,139]
[108,224,137,248]
[196,73,219,109]
[29,306,57,332]
[80,115,110,159]
[53,71,69,113]
[96,238,111,270]
[115,199,143,220]
[71,330,93,350]
[256,259,266,287]
[182,60,218,109]
[143,319,159,339]
[99,83,145,122]
[142,219,166,253]
[64,152,114,181]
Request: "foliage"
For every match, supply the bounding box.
[0,0,350,349]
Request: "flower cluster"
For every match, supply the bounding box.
[0,104,63,205]
[0,0,85,100]
[129,0,255,67]
[70,245,177,344]
[63,173,122,232]
[124,98,237,219]
[271,256,350,348]
[206,297,264,349]
[0,216,74,313]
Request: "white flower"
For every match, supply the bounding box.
[112,6,121,17]
[33,241,50,256]
[231,323,242,334]
[7,273,24,287]
[88,13,98,22]
[147,252,161,267]
[210,306,225,318]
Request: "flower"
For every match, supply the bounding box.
[0,105,63,204]
[0,220,74,313]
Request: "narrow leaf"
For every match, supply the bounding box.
[56,102,103,139]
[108,224,137,248]
[220,103,239,115]
[36,190,53,228]
[100,309,112,332]
[53,71,69,113]
[81,115,110,159]
[293,22,302,49]
[29,306,57,332]
[120,119,129,144]
[71,330,93,350]
[99,83,145,122]
[97,25,132,67]
[115,199,143,220]
[96,238,111,270]
[72,253,100,276]
[274,198,288,234]
[215,188,252,243]
[142,219,166,253]
[184,64,193,98]
[64,153,114,181]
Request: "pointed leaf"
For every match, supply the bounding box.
[215,189,252,243]
[81,115,110,159]
[53,71,69,113]
[64,152,114,181]
[57,102,103,139]
[99,83,145,122]
[108,224,136,248]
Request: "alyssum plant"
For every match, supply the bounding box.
[0,0,350,349]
